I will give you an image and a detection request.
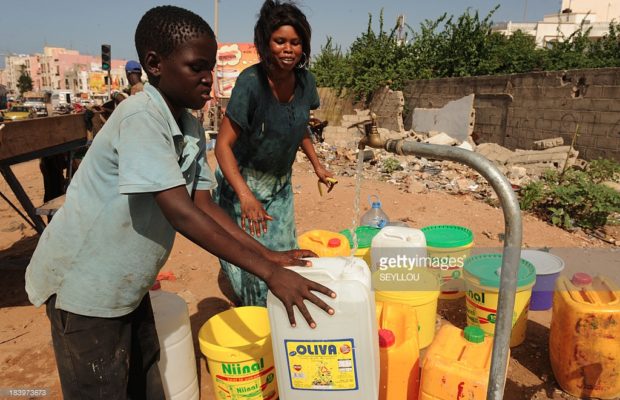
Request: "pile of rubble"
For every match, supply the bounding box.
[302,106,585,201]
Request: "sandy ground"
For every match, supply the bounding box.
[0,152,616,400]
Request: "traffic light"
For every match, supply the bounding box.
[101,44,111,71]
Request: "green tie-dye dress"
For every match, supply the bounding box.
[213,64,320,306]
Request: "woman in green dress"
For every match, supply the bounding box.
[214,0,334,306]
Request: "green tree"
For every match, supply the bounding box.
[311,37,351,91]
[17,65,33,96]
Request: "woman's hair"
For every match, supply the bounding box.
[135,6,215,67]
[254,0,311,70]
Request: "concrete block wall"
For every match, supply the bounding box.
[313,87,358,126]
[402,68,620,161]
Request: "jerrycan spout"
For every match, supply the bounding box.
[375,138,522,400]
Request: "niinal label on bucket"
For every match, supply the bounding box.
[284,339,358,391]
[213,357,277,400]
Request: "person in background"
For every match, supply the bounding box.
[125,60,145,95]
[214,0,335,306]
[25,6,335,399]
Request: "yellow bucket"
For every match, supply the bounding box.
[373,269,440,349]
[421,225,474,299]
[463,254,536,347]
[198,307,277,400]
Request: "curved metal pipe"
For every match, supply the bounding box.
[381,139,522,400]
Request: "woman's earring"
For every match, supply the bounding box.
[296,52,308,69]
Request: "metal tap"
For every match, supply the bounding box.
[358,113,385,150]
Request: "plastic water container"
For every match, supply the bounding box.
[463,254,536,347]
[370,226,427,271]
[150,284,199,400]
[198,306,277,400]
[549,273,620,399]
[376,301,420,400]
[373,269,440,349]
[298,230,351,257]
[520,249,565,311]
[360,195,390,228]
[340,226,381,266]
[421,225,474,299]
[267,257,380,400]
[419,324,501,400]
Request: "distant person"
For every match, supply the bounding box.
[125,60,144,95]
[214,0,335,306]
[25,5,334,399]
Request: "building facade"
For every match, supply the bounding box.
[493,0,620,47]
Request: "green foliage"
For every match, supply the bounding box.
[17,65,33,95]
[311,6,620,99]
[382,157,403,174]
[519,161,620,230]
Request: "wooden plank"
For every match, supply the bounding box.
[0,113,102,162]
[36,194,66,216]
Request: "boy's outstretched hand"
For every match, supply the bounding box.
[265,249,317,267]
[265,267,336,329]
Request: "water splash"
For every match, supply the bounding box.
[349,149,365,257]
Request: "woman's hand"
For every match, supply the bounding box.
[265,249,318,267]
[264,267,336,328]
[239,194,272,236]
[314,165,334,185]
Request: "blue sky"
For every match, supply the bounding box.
[1,0,562,64]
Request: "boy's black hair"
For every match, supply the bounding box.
[135,5,215,67]
[254,0,311,70]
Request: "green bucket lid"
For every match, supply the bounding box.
[463,253,536,288]
[339,226,380,249]
[421,225,473,248]
[464,326,485,343]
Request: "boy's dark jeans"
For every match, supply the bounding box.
[46,294,165,400]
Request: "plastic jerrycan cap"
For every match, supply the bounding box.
[151,280,161,290]
[378,329,396,348]
[328,238,341,248]
[571,272,593,286]
[464,326,485,343]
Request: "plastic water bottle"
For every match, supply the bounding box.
[360,195,389,228]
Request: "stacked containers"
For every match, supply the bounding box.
[198,307,278,400]
[549,273,620,399]
[419,324,500,400]
[298,230,351,257]
[463,254,536,347]
[267,257,380,400]
[150,283,200,400]
[371,226,439,348]
[376,301,420,400]
[340,226,381,266]
[421,225,474,299]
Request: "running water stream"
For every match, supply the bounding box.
[348,149,365,257]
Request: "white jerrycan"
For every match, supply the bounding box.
[150,282,199,400]
[267,257,380,400]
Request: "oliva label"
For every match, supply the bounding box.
[285,339,359,391]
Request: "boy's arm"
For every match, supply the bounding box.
[193,190,316,266]
[154,185,334,327]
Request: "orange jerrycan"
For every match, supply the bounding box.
[297,230,350,257]
[549,273,620,399]
[419,324,502,400]
[376,301,420,400]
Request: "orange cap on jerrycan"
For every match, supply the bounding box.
[376,301,420,400]
[549,273,620,399]
[419,324,506,400]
